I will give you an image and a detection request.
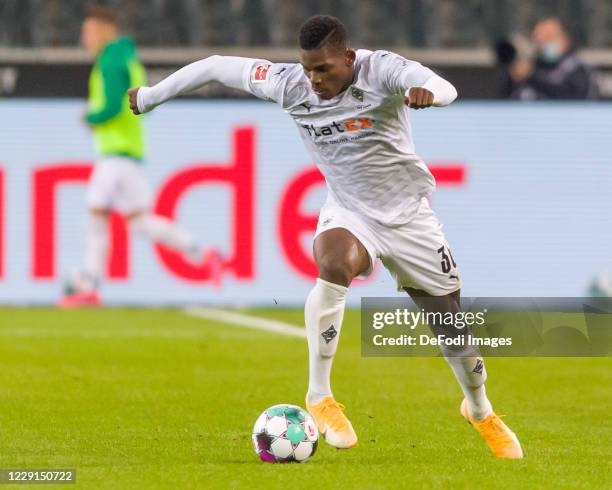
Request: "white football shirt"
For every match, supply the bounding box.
[241,50,451,225]
[137,49,457,226]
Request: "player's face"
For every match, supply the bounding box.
[300,47,356,99]
[81,18,108,56]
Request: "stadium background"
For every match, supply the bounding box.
[1,0,611,305]
[0,2,610,489]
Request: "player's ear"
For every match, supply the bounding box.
[345,49,356,66]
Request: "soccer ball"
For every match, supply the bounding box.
[252,404,318,463]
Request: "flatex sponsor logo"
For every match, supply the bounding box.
[300,117,375,138]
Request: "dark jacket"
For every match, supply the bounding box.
[501,50,597,100]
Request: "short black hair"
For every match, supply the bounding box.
[299,15,348,51]
[85,3,118,25]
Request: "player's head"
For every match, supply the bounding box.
[81,4,120,56]
[299,15,355,99]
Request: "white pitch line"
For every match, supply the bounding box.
[0,328,202,340]
[183,307,306,339]
[0,309,306,340]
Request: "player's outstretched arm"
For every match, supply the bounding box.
[128,55,257,115]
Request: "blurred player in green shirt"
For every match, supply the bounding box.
[61,5,221,307]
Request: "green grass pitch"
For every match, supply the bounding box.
[0,308,609,489]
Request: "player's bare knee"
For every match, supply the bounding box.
[125,210,147,222]
[314,231,369,286]
[316,254,357,287]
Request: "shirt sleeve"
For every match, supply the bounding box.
[421,74,458,106]
[377,50,457,106]
[137,55,283,113]
[87,55,129,125]
[242,61,289,103]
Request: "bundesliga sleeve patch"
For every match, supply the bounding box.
[251,63,271,83]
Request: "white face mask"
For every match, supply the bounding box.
[539,42,563,63]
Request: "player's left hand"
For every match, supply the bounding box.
[405,87,434,109]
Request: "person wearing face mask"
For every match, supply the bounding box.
[501,17,597,100]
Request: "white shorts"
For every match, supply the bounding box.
[314,197,461,296]
[86,156,152,214]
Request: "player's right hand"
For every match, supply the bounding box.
[405,87,434,109]
[128,87,141,115]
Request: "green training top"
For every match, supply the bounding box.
[87,36,146,160]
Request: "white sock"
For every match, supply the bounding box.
[130,213,198,257]
[444,355,493,420]
[83,213,108,288]
[305,278,348,405]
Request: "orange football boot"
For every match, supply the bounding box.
[306,395,357,449]
[461,399,523,459]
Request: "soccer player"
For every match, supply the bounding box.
[128,15,523,458]
[60,5,221,307]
